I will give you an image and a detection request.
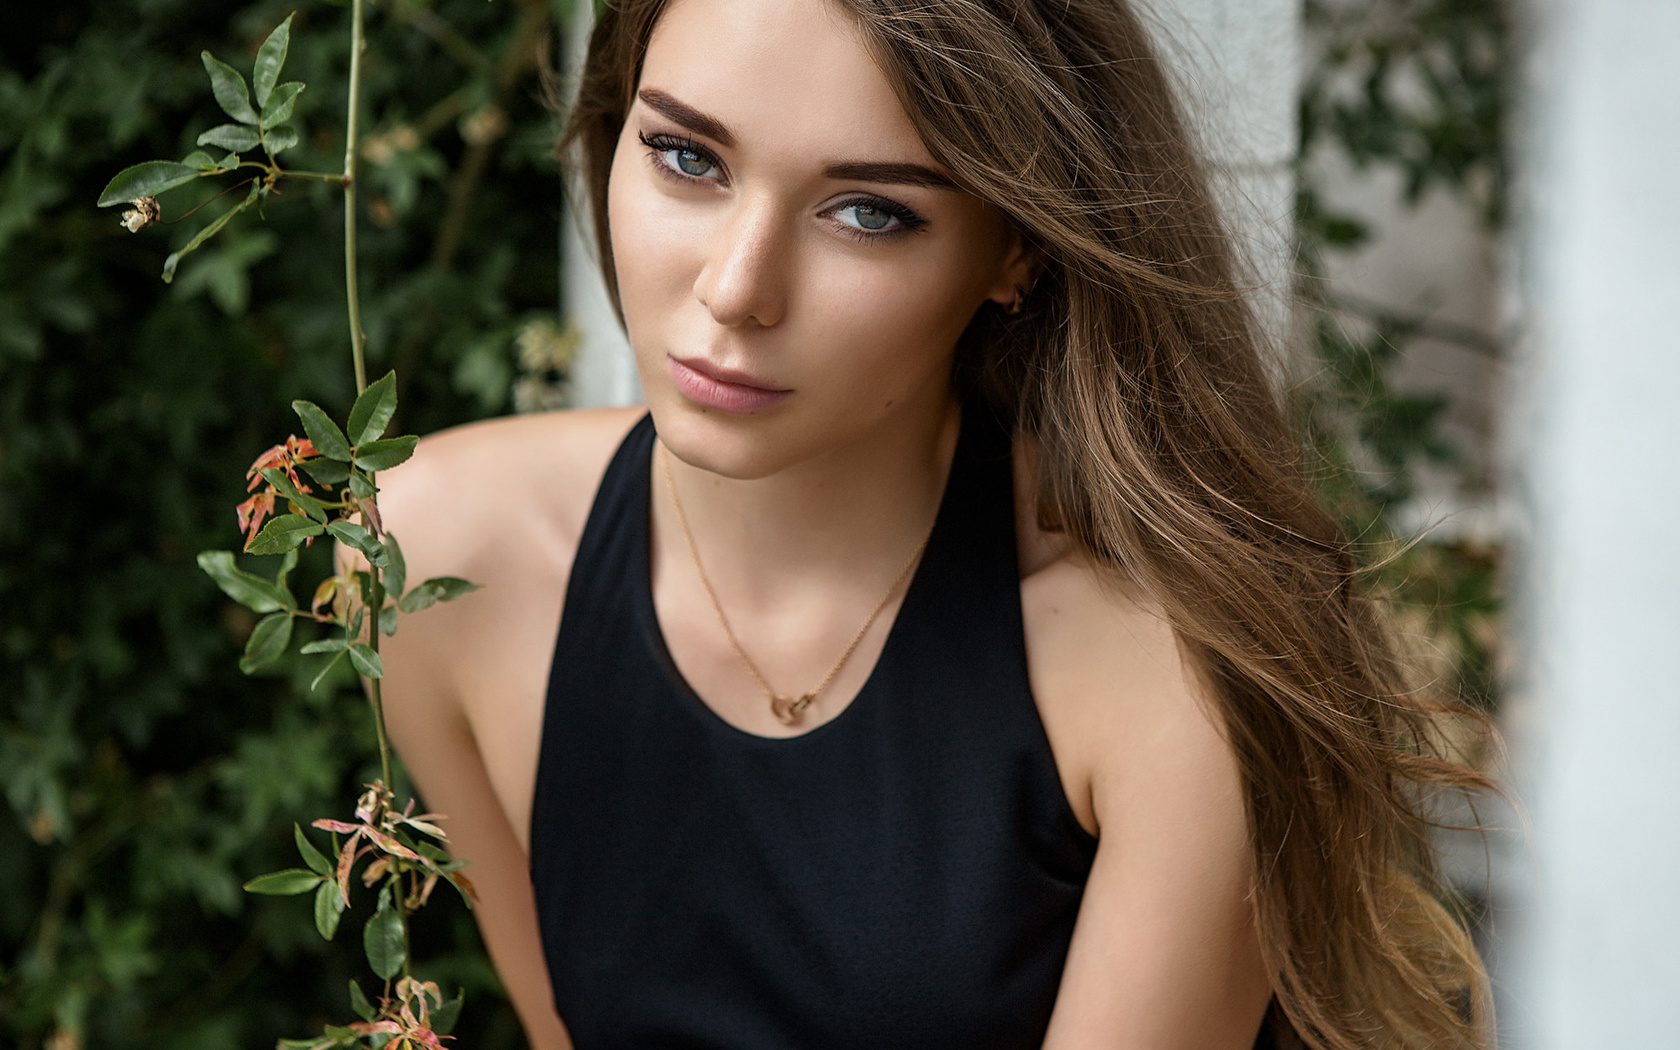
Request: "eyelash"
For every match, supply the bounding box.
[636,130,928,242]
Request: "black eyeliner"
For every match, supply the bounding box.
[828,194,929,241]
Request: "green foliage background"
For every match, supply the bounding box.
[2,1,568,1046]
[0,0,1509,1047]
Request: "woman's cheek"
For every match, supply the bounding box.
[610,183,697,344]
[828,255,981,367]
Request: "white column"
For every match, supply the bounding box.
[1507,0,1680,1045]
[561,0,642,409]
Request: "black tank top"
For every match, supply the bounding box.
[529,409,1098,1049]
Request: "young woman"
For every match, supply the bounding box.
[370,0,1494,1046]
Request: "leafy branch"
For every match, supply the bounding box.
[97,5,485,1047]
[96,15,333,282]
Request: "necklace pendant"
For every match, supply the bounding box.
[771,692,816,726]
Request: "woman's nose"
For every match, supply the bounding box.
[692,198,789,329]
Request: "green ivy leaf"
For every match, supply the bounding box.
[347,372,398,446]
[433,990,465,1036]
[259,468,328,524]
[197,123,261,153]
[301,456,352,486]
[276,547,300,589]
[309,648,348,693]
[202,51,260,125]
[96,161,201,207]
[352,435,418,472]
[325,520,388,569]
[314,879,345,940]
[264,124,300,156]
[244,868,324,895]
[239,611,293,673]
[262,82,306,127]
[347,642,384,679]
[296,824,332,877]
[398,576,481,614]
[384,532,408,599]
[162,182,261,283]
[253,14,294,109]
[363,890,406,980]
[292,400,353,461]
[348,979,375,1022]
[246,513,325,555]
[197,550,295,613]
[299,638,349,655]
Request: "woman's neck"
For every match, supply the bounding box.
[653,393,961,610]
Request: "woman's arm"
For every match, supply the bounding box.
[351,409,640,1050]
[379,667,574,1050]
[1025,557,1272,1049]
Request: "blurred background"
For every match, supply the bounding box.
[0,0,1673,1047]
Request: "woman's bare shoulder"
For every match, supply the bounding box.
[1021,549,1240,839]
[375,406,644,578]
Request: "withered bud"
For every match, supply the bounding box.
[120,196,162,233]
[459,104,508,146]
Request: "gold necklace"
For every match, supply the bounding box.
[660,447,935,726]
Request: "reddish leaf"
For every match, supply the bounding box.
[312,819,360,834]
[401,1026,449,1049]
[331,829,363,906]
[361,857,389,887]
[365,826,422,861]
[247,442,291,489]
[236,491,275,537]
[446,870,478,904]
[397,813,447,841]
[311,576,342,622]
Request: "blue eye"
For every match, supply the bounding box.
[671,148,714,178]
[830,197,924,239]
[639,131,721,181]
[840,202,896,231]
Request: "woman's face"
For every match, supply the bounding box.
[607,0,1028,479]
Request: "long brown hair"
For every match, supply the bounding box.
[563,2,1497,1046]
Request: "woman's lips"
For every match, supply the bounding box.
[668,356,793,414]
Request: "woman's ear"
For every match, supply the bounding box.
[986,232,1041,309]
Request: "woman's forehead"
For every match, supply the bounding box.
[638,0,934,169]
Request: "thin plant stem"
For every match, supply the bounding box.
[367,577,393,791]
[342,0,393,794]
[343,0,392,793]
[284,169,350,183]
[345,0,369,397]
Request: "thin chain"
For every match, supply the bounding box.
[660,446,934,725]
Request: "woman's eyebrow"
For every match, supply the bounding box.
[823,161,957,190]
[635,88,955,190]
[637,88,736,147]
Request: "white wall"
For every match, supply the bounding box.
[1143,0,1301,340]
[1507,0,1680,1045]
[558,0,1302,407]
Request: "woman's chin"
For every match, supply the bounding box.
[646,393,802,481]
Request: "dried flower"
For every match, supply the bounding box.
[119,196,161,232]
[512,319,580,414]
[458,104,507,146]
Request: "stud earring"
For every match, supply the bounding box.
[1007,287,1026,315]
